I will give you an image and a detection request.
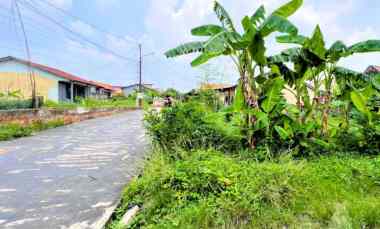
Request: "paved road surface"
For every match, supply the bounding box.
[0,111,148,229]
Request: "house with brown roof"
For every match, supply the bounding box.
[365,65,380,75]
[200,83,237,105]
[0,56,114,102]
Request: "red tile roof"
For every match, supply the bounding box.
[365,65,380,74]
[0,56,113,91]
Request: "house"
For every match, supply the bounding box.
[121,83,154,96]
[111,86,124,96]
[200,83,237,105]
[365,65,380,75]
[0,56,114,102]
[200,82,312,106]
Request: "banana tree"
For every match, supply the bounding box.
[274,25,380,135]
[165,0,302,108]
[165,0,303,147]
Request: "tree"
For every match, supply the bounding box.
[165,0,302,107]
[165,0,304,147]
[272,26,380,135]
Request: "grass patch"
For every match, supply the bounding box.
[107,150,380,228]
[43,98,137,110]
[0,119,65,141]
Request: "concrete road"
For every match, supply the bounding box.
[0,111,148,229]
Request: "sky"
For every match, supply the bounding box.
[0,0,380,92]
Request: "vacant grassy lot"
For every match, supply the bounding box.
[108,150,380,228]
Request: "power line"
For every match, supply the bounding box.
[0,10,137,75]
[18,0,138,63]
[30,0,156,56]
[0,5,75,48]
[2,0,154,87]
[31,0,139,45]
[30,0,140,56]
[14,0,37,107]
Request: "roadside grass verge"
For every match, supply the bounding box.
[107,150,380,228]
[43,98,137,110]
[0,119,65,141]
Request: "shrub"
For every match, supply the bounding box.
[44,97,136,110]
[336,119,380,155]
[184,89,222,111]
[0,99,33,110]
[109,150,380,228]
[0,119,65,141]
[145,102,244,154]
[0,123,32,140]
[44,100,77,110]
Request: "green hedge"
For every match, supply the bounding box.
[0,99,33,110]
[0,119,65,141]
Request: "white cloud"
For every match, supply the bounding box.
[143,0,380,90]
[70,21,96,36]
[339,26,380,71]
[145,0,212,51]
[291,0,355,44]
[64,39,118,63]
[46,0,72,9]
[105,35,138,58]
[345,26,379,45]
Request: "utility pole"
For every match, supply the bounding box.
[137,44,154,107]
[14,0,37,108]
[137,43,143,107]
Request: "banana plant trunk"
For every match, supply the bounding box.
[240,71,258,148]
[322,93,331,136]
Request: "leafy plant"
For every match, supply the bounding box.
[0,99,33,110]
[165,0,304,148]
[108,150,380,228]
[144,102,244,154]
[274,25,380,136]
[0,119,65,141]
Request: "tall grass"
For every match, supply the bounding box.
[108,150,380,228]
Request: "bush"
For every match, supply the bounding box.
[336,122,380,155]
[44,100,77,110]
[0,119,65,141]
[108,150,380,228]
[0,123,33,140]
[44,97,136,110]
[0,99,33,110]
[145,102,244,154]
[184,89,222,111]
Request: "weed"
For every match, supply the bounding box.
[108,150,380,228]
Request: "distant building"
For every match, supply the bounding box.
[111,86,124,96]
[121,83,155,96]
[0,56,114,102]
[365,65,380,74]
[200,83,237,105]
[200,82,312,106]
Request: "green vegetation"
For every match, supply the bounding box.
[108,0,380,228]
[44,97,137,110]
[0,119,65,141]
[0,90,34,110]
[145,102,243,153]
[0,99,33,110]
[109,150,380,228]
[165,0,380,152]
